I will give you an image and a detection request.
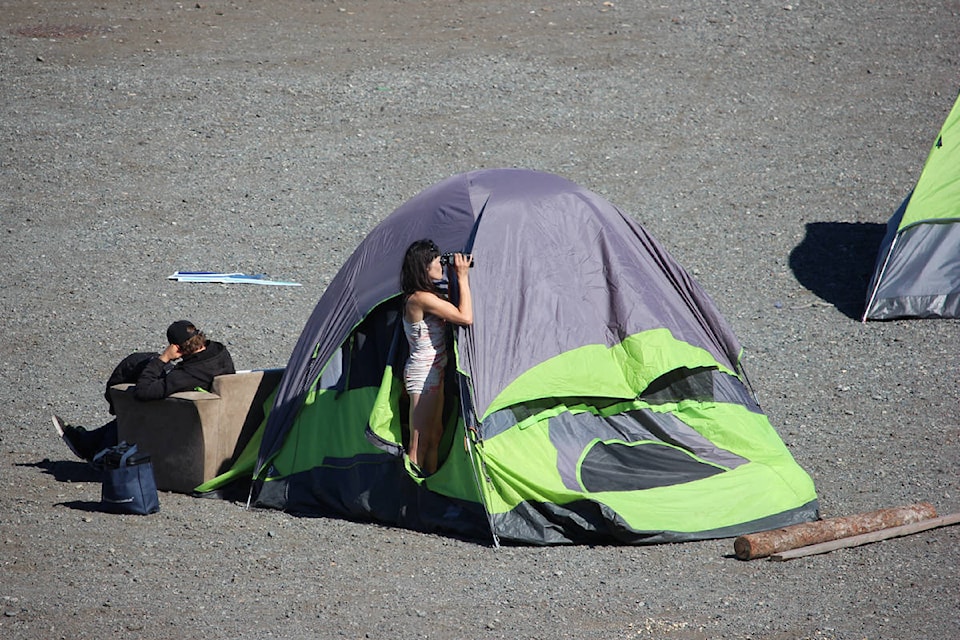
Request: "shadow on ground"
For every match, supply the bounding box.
[19,458,100,483]
[789,221,888,320]
[19,460,107,511]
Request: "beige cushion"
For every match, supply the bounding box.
[109,369,283,493]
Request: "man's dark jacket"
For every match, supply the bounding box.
[103,341,235,411]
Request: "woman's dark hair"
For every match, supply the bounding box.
[401,239,442,295]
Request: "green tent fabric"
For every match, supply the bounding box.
[207,169,818,545]
[863,90,960,320]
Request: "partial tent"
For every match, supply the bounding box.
[863,88,960,321]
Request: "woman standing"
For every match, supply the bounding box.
[400,239,473,475]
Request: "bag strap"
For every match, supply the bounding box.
[119,443,139,467]
[92,447,110,467]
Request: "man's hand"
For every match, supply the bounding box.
[158,343,182,363]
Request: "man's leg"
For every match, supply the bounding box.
[53,416,118,461]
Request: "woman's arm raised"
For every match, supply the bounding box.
[411,253,473,326]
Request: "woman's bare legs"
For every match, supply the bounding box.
[407,391,423,468]
[408,381,444,474]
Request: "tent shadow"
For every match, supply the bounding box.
[788,221,887,320]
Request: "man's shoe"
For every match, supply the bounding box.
[52,415,92,461]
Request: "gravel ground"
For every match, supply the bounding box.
[2,1,959,639]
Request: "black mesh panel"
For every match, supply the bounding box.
[579,441,723,492]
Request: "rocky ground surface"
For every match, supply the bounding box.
[2,1,958,638]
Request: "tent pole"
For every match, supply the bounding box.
[464,432,501,549]
[737,359,762,410]
[457,364,501,548]
[862,232,901,322]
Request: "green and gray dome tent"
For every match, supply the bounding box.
[237,169,818,545]
[863,91,960,321]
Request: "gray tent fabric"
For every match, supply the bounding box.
[864,199,960,319]
[458,170,743,419]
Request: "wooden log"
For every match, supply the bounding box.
[734,502,938,560]
[770,512,960,561]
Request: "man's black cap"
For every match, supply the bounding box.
[166,320,198,346]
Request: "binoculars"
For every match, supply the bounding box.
[440,252,475,268]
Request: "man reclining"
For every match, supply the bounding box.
[53,320,235,461]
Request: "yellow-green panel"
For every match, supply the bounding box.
[474,399,816,534]
[271,386,384,477]
[369,366,403,446]
[902,93,960,228]
[485,329,734,419]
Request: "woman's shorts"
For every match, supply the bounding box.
[404,354,446,395]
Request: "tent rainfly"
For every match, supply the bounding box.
[203,168,819,546]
